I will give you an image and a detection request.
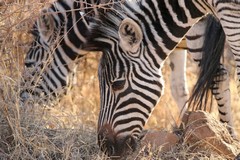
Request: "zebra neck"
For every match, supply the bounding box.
[49,0,91,55]
[124,0,213,67]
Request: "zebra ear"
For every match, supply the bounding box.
[118,18,143,53]
[37,9,55,40]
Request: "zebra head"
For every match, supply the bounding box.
[21,1,88,105]
[85,10,164,157]
[21,8,61,103]
[25,8,57,69]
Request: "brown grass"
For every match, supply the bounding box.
[0,0,239,159]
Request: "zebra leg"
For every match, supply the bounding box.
[211,65,236,138]
[169,49,189,119]
[212,1,240,101]
[187,43,235,137]
[186,15,235,137]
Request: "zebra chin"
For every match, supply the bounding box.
[97,124,140,158]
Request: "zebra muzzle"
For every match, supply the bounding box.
[98,124,138,158]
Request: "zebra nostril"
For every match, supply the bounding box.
[97,124,139,157]
[108,145,115,156]
[98,124,116,155]
[125,136,137,152]
[20,90,29,101]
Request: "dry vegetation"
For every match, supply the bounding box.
[0,0,240,159]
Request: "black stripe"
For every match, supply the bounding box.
[45,72,58,89]
[53,53,65,78]
[55,48,70,72]
[61,41,79,60]
[51,67,66,87]
[125,3,168,59]
[59,1,71,11]
[220,119,228,123]
[187,48,203,53]
[113,111,147,128]
[185,34,203,40]
[115,98,152,114]
[145,47,160,69]
[185,0,205,18]
[116,124,142,136]
[169,0,188,23]
[41,75,54,93]
[218,6,240,14]
[218,109,227,115]
[158,0,190,39]
[221,17,240,24]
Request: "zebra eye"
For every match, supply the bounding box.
[25,62,35,68]
[111,79,126,91]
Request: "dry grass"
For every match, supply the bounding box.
[0,0,240,159]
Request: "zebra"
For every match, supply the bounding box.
[22,0,235,155]
[20,0,97,105]
[21,0,178,107]
[81,0,240,157]
[21,0,192,108]
[21,0,232,124]
[21,0,125,106]
[172,15,233,128]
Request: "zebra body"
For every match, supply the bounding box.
[83,0,240,156]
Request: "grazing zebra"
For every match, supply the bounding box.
[21,0,192,108]
[20,0,96,105]
[21,0,232,124]
[21,0,235,155]
[82,0,240,157]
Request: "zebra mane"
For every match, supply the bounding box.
[83,0,137,51]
